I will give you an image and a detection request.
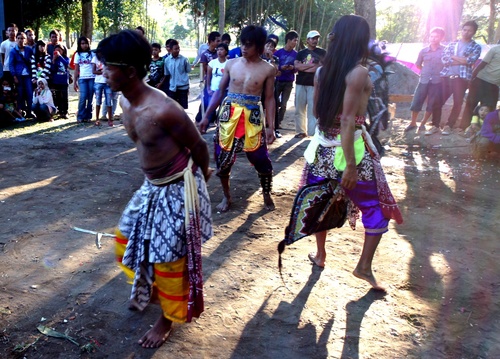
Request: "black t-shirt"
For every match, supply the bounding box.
[295,47,326,86]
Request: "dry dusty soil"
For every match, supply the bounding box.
[0,85,499,359]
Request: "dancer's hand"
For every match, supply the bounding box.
[197,117,209,134]
[266,128,276,145]
[341,165,358,190]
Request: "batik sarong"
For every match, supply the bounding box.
[301,116,403,232]
[116,158,212,322]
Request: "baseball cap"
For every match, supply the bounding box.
[307,30,321,39]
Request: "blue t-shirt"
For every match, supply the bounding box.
[228,47,241,59]
[275,48,298,82]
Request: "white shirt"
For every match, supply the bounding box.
[91,56,106,83]
[208,58,227,92]
[74,52,95,79]
[1,39,17,71]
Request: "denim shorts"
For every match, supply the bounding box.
[94,82,112,107]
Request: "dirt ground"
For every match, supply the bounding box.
[0,83,499,359]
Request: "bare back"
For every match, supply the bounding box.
[121,86,205,179]
[344,64,372,117]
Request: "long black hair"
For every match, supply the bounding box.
[316,15,370,128]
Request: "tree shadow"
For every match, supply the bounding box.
[230,266,334,358]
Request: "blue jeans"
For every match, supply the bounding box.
[16,75,33,115]
[32,103,51,122]
[77,78,95,121]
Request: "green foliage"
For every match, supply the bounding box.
[172,24,191,40]
[377,5,424,42]
[96,0,143,36]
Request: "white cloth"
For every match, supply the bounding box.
[304,126,365,164]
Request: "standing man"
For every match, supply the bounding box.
[440,21,481,135]
[98,30,212,348]
[198,25,276,213]
[294,30,326,138]
[459,44,500,131]
[25,29,36,50]
[1,23,18,83]
[195,31,221,123]
[274,30,299,133]
[403,27,445,135]
[164,39,192,109]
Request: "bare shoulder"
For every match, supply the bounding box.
[346,65,369,86]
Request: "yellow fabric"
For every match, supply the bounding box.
[115,228,135,282]
[219,103,263,152]
[115,227,189,323]
[333,135,366,171]
[154,257,189,323]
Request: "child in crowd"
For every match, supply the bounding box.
[206,42,228,121]
[31,40,51,84]
[0,79,25,122]
[92,50,113,126]
[73,36,95,123]
[32,78,56,121]
[51,44,70,119]
[466,104,491,137]
[148,43,166,89]
[163,39,191,109]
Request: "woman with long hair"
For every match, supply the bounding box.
[73,36,95,122]
[302,15,403,290]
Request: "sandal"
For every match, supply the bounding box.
[94,120,101,127]
[108,121,114,127]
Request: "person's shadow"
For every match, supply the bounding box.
[230,266,334,358]
[340,289,387,359]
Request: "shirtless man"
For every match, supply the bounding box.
[299,15,402,290]
[199,25,276,212]
[98,30,212,348]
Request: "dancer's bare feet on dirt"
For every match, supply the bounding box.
[308,252,325,268]
[263,192,275,211]
[216,196,231,212]
[353,267,386,291]
[138,315,172,348]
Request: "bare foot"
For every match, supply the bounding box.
[138,315,172,348]
[263,192,275,211]
[216,197,231,212]
[353,268,386,291]
[308,252,325,268]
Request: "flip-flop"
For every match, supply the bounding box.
[94,121,101,127]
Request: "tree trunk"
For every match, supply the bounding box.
[219,0,225,33]
[81,0,93,40]
[354,0,376,38]
[487,0,497,43]
[426,0,465,42]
